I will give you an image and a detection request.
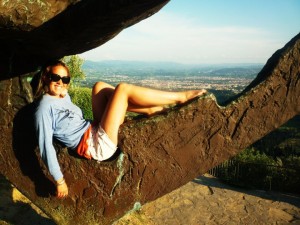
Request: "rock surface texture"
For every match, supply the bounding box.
[0,0,169,77]
[1,174,300,225]
[0,1,299,224]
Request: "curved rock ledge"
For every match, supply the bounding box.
[0,1,299,224]
[0,33,299,224]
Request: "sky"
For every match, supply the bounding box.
[80,0,300,64]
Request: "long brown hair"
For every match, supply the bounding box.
[31,60,70,100]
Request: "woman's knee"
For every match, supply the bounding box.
[115,82,132,94]
[92,82,115,96]
[93,81,107,92]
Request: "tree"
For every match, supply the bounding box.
[62,55,92,119]
[62,55,85,87]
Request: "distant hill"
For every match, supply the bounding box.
[82,60,263,78]
[83,60,189,71]
[206,67,262,78]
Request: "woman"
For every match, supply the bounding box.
[33,60,207,198]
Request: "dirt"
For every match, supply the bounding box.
[1,174,300,225]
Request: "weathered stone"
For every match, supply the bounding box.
[0,0,299,224]
[269,208,294,222]
[0,33,299,224]
[0,0,169,76]
[0,0,76,31]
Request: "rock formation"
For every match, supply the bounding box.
[0,1,299,224]
[0,0,169,77]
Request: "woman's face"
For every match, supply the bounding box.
[45,65,70,98]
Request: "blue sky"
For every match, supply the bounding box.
[80,0,300,64]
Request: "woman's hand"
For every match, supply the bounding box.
[56,178,68,198]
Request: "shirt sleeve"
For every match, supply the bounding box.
[35,106,63,181]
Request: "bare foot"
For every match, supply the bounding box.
[180,89,207,103]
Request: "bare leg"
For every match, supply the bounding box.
[127,105,165,116]
[100,82,206,144]
[92,82,170,122]
[92,82,115,123]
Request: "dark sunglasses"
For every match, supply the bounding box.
[47,73,71,84]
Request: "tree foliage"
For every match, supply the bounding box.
[63,55,86,87]
[68,87,93,120]
[62,55,93,120]
[235,147,276,165]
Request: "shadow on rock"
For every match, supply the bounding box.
[12,102,55,197]
[194,175,300,208]
[0,174,55,225]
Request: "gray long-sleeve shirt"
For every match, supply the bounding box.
[34,93,90,180]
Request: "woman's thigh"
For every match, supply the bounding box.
[92,81,115,123]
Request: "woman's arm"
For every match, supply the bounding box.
[35,106,68,197]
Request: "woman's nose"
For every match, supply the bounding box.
[56,79,63,84]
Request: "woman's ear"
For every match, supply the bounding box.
[42,74,50,93]
[42,74,49,84]
[44,85,49,93]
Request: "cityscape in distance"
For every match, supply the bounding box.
[81,60,263,104]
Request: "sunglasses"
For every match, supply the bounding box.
[47,73,71,84]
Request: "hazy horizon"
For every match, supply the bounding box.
[83,59,265,67]
[80,0,300,64]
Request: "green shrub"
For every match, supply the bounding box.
[235,147,277,165]
[282,155,300,167]
[69,87,93,120]
[209,148,300,193]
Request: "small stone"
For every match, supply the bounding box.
[269,208,294,222]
